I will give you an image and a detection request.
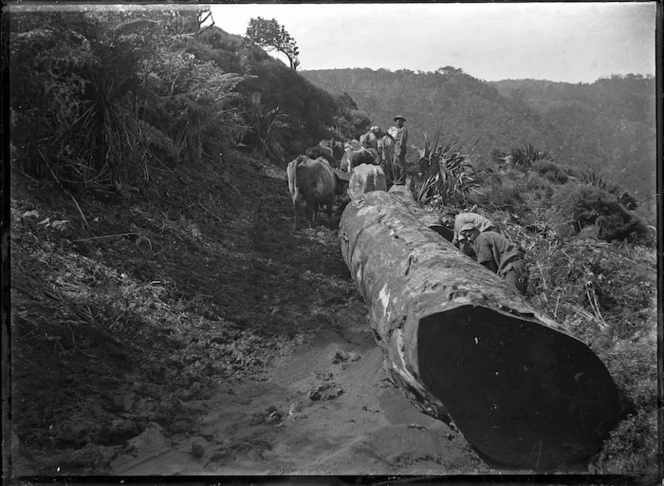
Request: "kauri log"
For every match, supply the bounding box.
[338,190,622,469]
[388,184,453,240]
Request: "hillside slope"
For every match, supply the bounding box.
[11,149,491,476]
[491,76,656,200]
[10,148,344,472]
[10,145,657,477]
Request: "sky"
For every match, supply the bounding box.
[208,2,657,83]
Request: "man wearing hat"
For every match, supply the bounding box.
[459,223,529,295]
[440,211,499,258]
[392,115,408,182]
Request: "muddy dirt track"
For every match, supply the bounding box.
[102,156,489,476]
[109,298,487,475]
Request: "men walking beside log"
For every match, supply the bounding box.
[392,115,408,183]
[459,223,529,295]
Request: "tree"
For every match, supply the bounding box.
[245,17,300,70]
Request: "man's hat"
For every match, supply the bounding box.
[439,213,455,225]
[393,115,407,122]
[460,222,476,233]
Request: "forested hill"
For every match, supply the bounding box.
[300,68,656,202]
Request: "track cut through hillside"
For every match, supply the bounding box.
[11,150,495,476]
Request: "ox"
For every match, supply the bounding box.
[343,139,362,152]
[340,147,379,173]
[360,126,380,150]
[331,167,350,196]
[319,139,345,161]
[305,144,336,168]
[287,155,336,230]
[348,164,387,201]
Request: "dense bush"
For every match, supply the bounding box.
[551,184,648,243]
[508,144,550,170]
[521,172,555,202]
[526,236,657,476]
[466,143,650,246]
[465,168,527,216]
[9,9,366,188]
[239,91,289,161]
[531,160,569,184]
[410,131,480,207]
[10,9,252,190]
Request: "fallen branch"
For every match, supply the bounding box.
[71,232,138,243]
[41,150,90,232]
[198,202,223,223]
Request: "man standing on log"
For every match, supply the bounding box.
[460,223,528,295]
[440,211,499,258]
[392,115,408,183]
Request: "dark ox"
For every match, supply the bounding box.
[360,126,389,151]
[340,147,379,173]
[319,139,345,161]
[287,155,336,229]
[305,144,336,168]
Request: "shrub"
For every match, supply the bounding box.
[522,173,555,203]
[10,12,126,185]
[523,226,657,475]
[10,10,251,190]
[532,160,569,184]
[551,184,648,243]
[411,132,480,207]
[239,91,289,161]
[507,144,550,170]
[465,168,526,215]
[591,333,657,475]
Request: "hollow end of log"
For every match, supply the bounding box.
[413,304,623,470]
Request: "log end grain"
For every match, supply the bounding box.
[415,304,623,469]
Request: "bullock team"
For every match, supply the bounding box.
[286,115,530,295]
[287,116,409,230]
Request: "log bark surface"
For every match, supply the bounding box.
[338,190,622,470]
[388,185,453,240]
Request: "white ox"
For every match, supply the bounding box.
[348,163,387,201]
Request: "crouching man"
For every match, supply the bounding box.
[440,211,499,258]
[459,222,528,295]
